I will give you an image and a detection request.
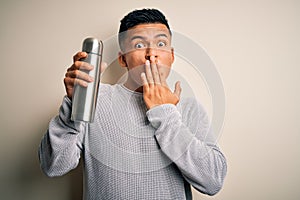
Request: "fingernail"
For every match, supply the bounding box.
[145,60,150,65]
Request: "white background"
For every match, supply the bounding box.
[0,0,299,199]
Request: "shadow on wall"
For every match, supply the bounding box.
[0,109,84,199]
[0,116,64,199]
[70,160,83,200]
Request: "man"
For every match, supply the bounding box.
[39,8,227,200]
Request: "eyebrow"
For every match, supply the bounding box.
[155,33,168,38]
[130,35,145,41]
[130,33,169,41]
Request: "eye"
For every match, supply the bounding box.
[157,41,166,47]
[135,42,146,49]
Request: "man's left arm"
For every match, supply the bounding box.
[141,58,227,195]
[146,101,227,196]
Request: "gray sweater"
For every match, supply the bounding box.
[39,84,227,200]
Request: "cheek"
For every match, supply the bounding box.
[158,51,174,66]
[126,52,145,68]
[159,67,171,79]
[157,51,173,78]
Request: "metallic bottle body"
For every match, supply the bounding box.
[71,38,103,123]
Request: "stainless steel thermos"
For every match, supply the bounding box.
[71,37,103,123]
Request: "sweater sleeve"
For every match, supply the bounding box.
[38,96,86,177]
[146,99,227,196]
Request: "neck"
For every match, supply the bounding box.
[123,78,143,93]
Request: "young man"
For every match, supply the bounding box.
[39,8,227,200]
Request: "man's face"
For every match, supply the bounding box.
[118,23,174,89]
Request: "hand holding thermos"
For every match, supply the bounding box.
[64,38,104,123]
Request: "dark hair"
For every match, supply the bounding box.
[118,8,171,50]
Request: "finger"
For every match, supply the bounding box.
[157,62,168,87]
[64,76,88,88]
[150,56,160,84]
[73,52,87,62]
[145,60,154,84]
[65,70,94,83]
[74,78,89,87]
[141,72,149,93]
[67,61,94,73]
[174,81,182,98]
[63,77,74,99]
[74,61,95,71]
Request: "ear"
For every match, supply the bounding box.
[118,52,127,68]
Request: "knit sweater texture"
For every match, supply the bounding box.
[39,83,227,200]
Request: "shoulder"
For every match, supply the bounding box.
[178,97,206,115]
[178,97,211,138]
[98,83,121,96]
[178,97,209,123]
[99,83,114,93]
[96,83,119,106]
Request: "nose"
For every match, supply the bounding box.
[145,46,158,60]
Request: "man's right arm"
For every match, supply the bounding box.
[38,96,86,177]
[38,52,95,177]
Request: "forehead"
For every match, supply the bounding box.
[125,23,171,39]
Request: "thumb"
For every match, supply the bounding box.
[174,81,181,98]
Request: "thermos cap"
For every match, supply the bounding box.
[82,37,101,55]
